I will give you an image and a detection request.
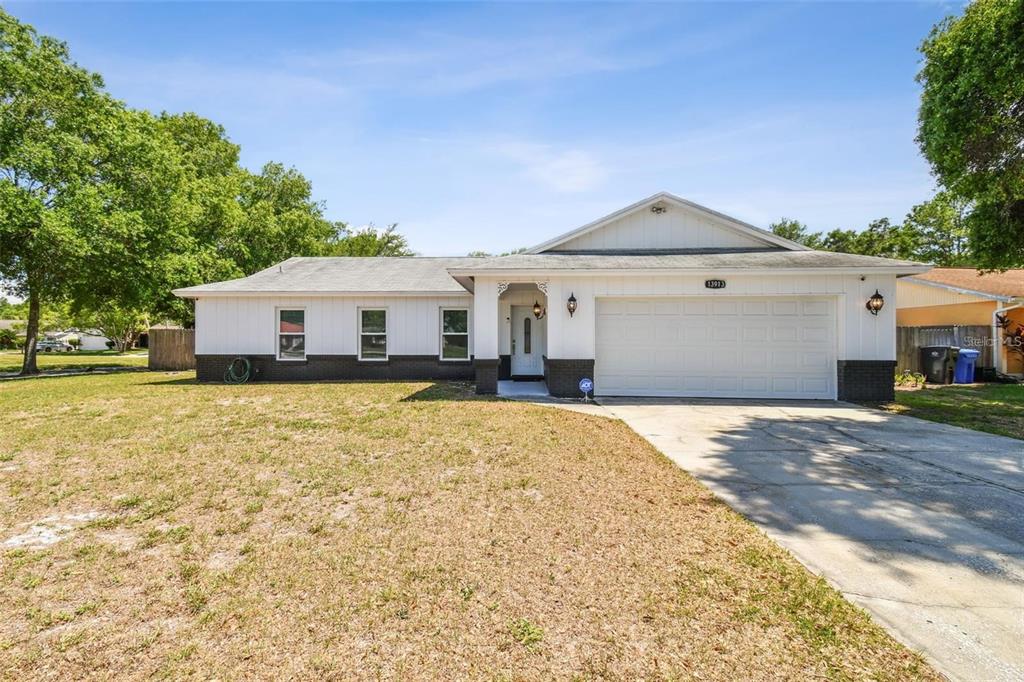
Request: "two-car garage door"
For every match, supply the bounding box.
[595,297,836,399]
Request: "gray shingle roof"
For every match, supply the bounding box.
[447,250,929,273]
[173,257,474,296]
[174,250,930,298]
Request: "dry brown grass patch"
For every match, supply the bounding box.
[0,373,937,680]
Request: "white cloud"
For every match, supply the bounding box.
[489,141,608,193]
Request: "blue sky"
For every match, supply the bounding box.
[9,1,961,256]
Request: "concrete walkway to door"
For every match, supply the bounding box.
[598,398,1024,682]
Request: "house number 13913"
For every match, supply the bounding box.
[705,279,727,289]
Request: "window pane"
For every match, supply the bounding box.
[524,317,531,354]
[361,334,387,358]
[442,309,468,334]
[442,334,469,359]
[361,309,386,334]
[280,309,304,333]
[279,334,305,359]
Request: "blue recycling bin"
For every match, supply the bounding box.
[953,348,980,384]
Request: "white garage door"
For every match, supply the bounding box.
[595,297,836,399]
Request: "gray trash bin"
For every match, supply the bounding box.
[920,346,957,384]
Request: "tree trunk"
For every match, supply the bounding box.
[20,289,41,375]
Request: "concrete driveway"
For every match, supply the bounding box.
[598,398,1024,682]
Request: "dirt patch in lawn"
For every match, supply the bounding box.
[0,373,938,680]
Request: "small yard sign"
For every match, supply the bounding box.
[579,377,594,400]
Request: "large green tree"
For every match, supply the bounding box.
[0,10,182,374]
[903,191,972,266]
[231,162,335,271]
[769,219,823,249]
[326,224,414,257]
[917,0,1024,267]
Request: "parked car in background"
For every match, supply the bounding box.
[36,339,74,353]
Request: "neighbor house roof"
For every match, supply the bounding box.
[447,250,929,276]
[173,257,474,297]
[903,268,1024,301]
[525,191,811,254]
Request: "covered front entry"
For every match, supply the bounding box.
[595,296,836,399]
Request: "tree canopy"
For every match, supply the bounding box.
[917,0,1024,267]
[325,224,414,257]
[0,9,414,372]
[0,9,184,372]
[769,192,974,265]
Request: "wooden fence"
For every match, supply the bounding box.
[148,327,195,371]
[896,325,993,373]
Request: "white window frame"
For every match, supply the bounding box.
[358,307,388,361]
[439,307,471,362]
[276,307,306,361]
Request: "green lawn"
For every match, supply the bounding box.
[0,373,936,680]
[0,349,148,374]
[874,383,1024,440]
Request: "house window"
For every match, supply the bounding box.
[278,309,305,360]
[523,317,531,354]
[440,308,469,361]
[359,308,387,360]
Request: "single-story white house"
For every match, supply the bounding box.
[52,329,112,351]
[174,192,929,400]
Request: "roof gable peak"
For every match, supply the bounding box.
[527,192,809,254]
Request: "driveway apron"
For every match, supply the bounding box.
[598,398,1024,682]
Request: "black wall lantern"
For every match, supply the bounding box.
[567,292,578,318]
[532,300,546,319]
[866,289,885,316]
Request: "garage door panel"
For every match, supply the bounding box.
[802,300,830,316]
[742,300,770,315]
[653,300,681,316]
[742,326,768,342]
[772,326,799,342]
[802,351,831,370]
[682,327,709,343]
[772,301,799,316]
[683,300,708,315]
[803,326,830,343]
[741,350,769,370]
[683,349,712,370]
[711,300,739,315]
[772,376,798,393]
[711,326,738,342]
[596,297,835,399]
[626,301,651,315]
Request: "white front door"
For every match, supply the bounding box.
[511,305,545,377]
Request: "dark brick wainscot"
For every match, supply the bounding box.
[196,355,475,383]
[836,360,897,402]
[543,358,595,398]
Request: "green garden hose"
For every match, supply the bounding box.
[223,356,253,384]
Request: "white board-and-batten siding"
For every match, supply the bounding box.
[473,273,897,362]
[194,296,473,356]
[550,207,768,252]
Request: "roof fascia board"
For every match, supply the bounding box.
[447,265,932,277]
[173,290,473,299]
[525,192,810,254]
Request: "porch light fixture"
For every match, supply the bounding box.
[567,292,578,318]
[866,289,885,316]
[533,300,546,319]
